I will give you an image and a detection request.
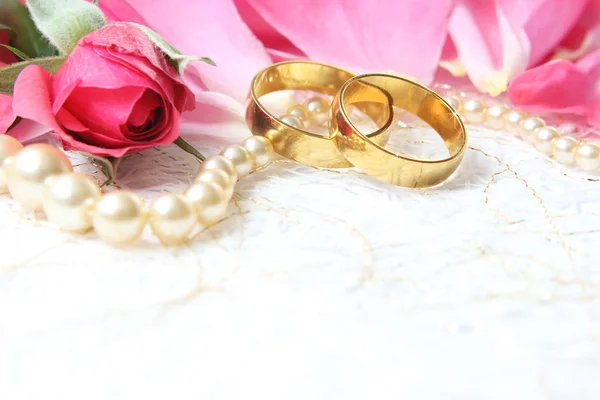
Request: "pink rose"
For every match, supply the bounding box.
[11,22,195,157]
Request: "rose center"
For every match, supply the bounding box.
[124,90,165,140]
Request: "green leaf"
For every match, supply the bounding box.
[196,57,216,67]
[26,0,106,54]
[0,0,57,58]
[0,55,66,95]
[132,23,216,75]
[0,44,30,60]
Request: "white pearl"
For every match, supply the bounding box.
[485,104,509,130]
[533,126,561,154]
[0,135,23,193]
[242,136,274,167]
[575,142,600,171]
[185,182,228,225]
[503,110,529,135]
[310,112,329,128]
[443,96,462,113]
[6,144,73,210]
[196,168,234,199]
[519,117,546,143]
[149,193,196,245]
[93,191,147,244]
[42,173,102,233]
[220,145,254,177]
[198,155,238,183]
[551,136,579,165]
[287,105,309,120]
[305,97,329,114]
[280,114,305,129]
[463,99,487,124]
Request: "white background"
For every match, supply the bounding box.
[1,102,599,399]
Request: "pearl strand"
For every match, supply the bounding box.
[0,135,274,245]
[281,93,600,173]
[444,94,600,171]
[279,96,330,129]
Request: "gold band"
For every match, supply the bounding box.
[246,61,392,168]
[330,73,467,187]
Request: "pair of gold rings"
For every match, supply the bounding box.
[245,61,467,187]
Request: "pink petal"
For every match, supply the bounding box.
[127,89,163,128]
[588,97,600,129]
[516,0,589,66]
[449,0,530,96]
[10,65,168,157]
[267,48,308,63]
[55,108,89,133]
[62,86,147,140]
[52,40,193,113]
[99,1,147,24]
[449,0,589,95]
[81,23,182,84]
[99,0,272,101]
[52,45,162,101]
[0,94,15,133]
[554,0,600,60]
[508,49,600,128]
[243,0,453,83]
[5,119,52,143]
[11,65,65,137]
[1,77,52,142]
[234,0,304,59]
[507,59,589,115]
[179,91,249,142]
[57,24,195,111]
[439,37,468,77]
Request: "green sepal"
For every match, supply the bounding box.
[0,55,66,95]
[26,0,106,55]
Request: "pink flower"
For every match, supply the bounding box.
[98,0,272,142]
[101,0,453,90]
[20,0,599,137]
[553,0,600,60]
[443,0,589,96]
[237,0,453,84]
[11,22,195,157]
[99,0,271,103]
[508,50,600,128]
[233,0,304,61]
[508,0,600,129]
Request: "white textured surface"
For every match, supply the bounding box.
[1,115,600,399]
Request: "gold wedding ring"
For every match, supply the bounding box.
[246,61,392,168]
[330,73,467,187]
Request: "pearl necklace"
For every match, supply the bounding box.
[279,93,600,173]
[1,90,597,246]
[0,134,274,245]
[438,87,600,172]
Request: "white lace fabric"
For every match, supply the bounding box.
[1,116,599,399]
